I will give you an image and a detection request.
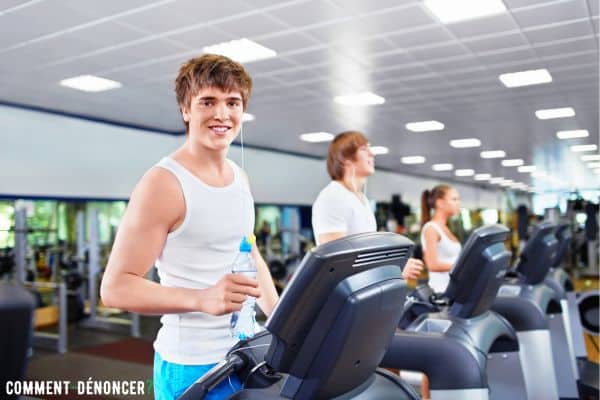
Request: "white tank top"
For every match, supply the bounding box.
[153,157,255,365]
[420,221,462,293]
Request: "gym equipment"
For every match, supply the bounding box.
[179,232,419,400]
[576,290,600,398]
[76,209,140,337]
[384,224,525,400]
[0,282,35,399]
[13,207,68,353]
[544,224,588,361]
[492,221,577,399]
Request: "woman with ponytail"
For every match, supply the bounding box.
[311,130,423,280]
[420,184,462,293]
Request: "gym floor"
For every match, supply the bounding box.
[25,315,160,400]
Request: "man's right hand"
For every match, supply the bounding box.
[199,273,261,316]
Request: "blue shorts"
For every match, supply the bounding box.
[153,352,242,400]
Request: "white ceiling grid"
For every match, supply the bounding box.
[0,0,598,191]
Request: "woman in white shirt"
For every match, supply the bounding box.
[312,130,423,280]
[420,184,462,293]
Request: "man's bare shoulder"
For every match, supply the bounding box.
[126,166,184,229]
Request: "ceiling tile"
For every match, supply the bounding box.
[511,0,589,28]
[446,14,520,39]
[214,13,289,39]
[166,26,234,50]
[61,0,153,18]
[330,0,416,15]
[118,0,252,34]
[463,32,529,53]
[388,26,455,49]
[267,1,351,27]
[534,36,597,57]
[408,42,470,62]
[503,0,558,8]
[589,0,599,16]
[524,20,594,43]
[477,48,538,66]
[259,32,319,53]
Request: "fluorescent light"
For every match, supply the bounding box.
[499,179,514,186]
[581,154,600,161]
[59,75,122,92]
[490,177,504,184]
[242,113,255,122]
[401,156,426,164]
[556,130,589,140]
[480,150,506,159]
[334,92,385,106]
[587,162,600,168]
[535,107,575,119]
[571,144,598,153]
[203,38,276,63]
[531,171,546,178]
[370,146,389,155]
[424,0,506,23]
[299,132,333,143]
[502,159,524,167]
[474,173,491,181]
[432,163,453,171]
[455,169,475,177]
[450,138,481,148]
[499,69,552,88]
[518,165,536,173]
[406,120,444,132]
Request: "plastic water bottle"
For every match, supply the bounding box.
[230,235,257,340]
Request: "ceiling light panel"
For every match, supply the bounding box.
[203,38,276,63]
[474,173,491,180]
[432,163,453,171]
[556,130,589,140]
[571,144,598,153]
[480,150,506,159]
[517,165,536,173]
[455,169,475,176]
[535,107,575,119]
[370,146,389,155]
[502,159,524,167]
[401,156,426,164]
[406,120,445,132]
[59,75,122,92]
[334,92,385,106]
[424,0,507,23]
[450,138,481,148]
[299,132,333,143]
[499,69,552,88]
[581,154,600,161]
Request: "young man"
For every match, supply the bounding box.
[101,54,279,400]
[312,131,423,280]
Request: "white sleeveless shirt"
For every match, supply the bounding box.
[420,221,462,293]
[153,157,255,365]
[312,181,376,245]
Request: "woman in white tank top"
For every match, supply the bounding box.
[419,185,462,293]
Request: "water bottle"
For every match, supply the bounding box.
[230,235,257,340]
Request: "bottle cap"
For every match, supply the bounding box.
[239,234,255,252]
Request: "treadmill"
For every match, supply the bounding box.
[178,232,419,400]
[382,224,523,400]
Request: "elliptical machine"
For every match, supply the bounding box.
[179,232,419,400]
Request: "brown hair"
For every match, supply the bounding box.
[420,184,452,225]
[326,131,369,180]
[175,54,252,131]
